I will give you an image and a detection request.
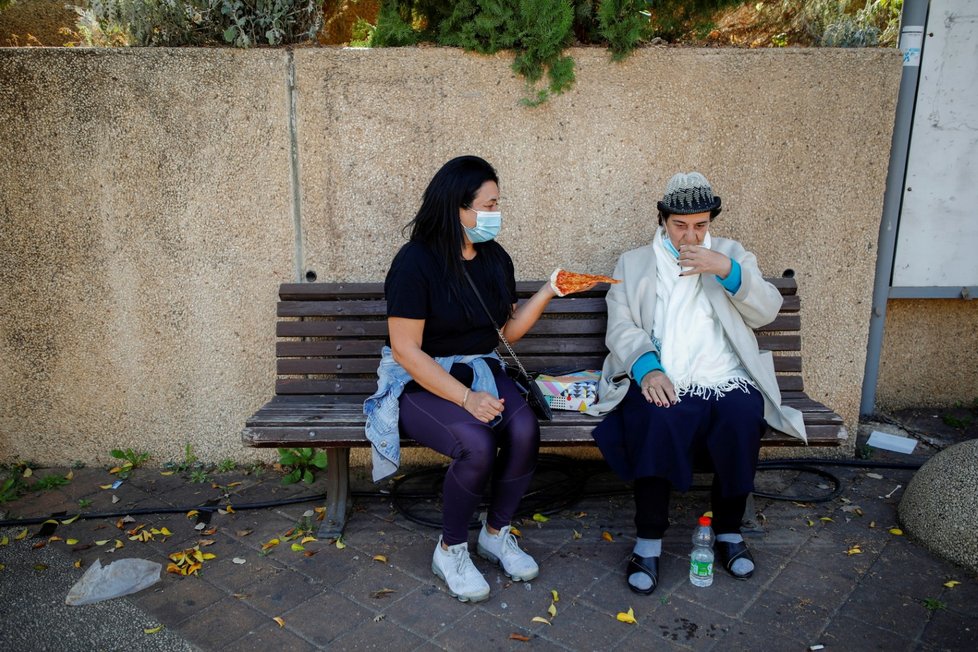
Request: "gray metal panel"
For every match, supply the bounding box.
[893,0,978,288]
[889,285,977,299]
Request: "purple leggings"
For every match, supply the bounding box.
[399,369,540,545]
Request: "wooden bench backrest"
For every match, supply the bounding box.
[274,279,803,400]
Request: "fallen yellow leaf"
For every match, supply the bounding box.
[551,589,559,603]
[99,484,113,490]
[160,471,174,476]
[888,528,903,536]
[66,470,74,481]
[335,538,347,550]
[144,625,164,634]
[42,519,59,525]
[510,527,522,537]
[373,555,388,563]
[23,467,33,477]
[73,559,81,568]
[114,539,124,549]
[61,514,80,525]
[944,580,960,588]
[94,539,110,546]
[273,616,285,628]
[261,538,281,551]
[1,536,8,546]
[530,616,551,625]
[49,536,63,542]
[869,521,876,528]
[532,513,549,523]
[300,536,317,545]
[14,529,29,541]
[806,519,814,527]
[572,530,582,540]
[66,538,79,545]
[703,511,713,518]
[186,510,199,518]
[291,543,305,552]
[108,466,123,474]
[616,607,637,624]
[820,517,834,522]
[602,531,614,542]
[548,603,557,618]
[846,546,862,556]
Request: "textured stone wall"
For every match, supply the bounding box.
[877,299,978,410]
[0,46,902,465]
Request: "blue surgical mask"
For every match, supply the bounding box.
[463,210,502,243]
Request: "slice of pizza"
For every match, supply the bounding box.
[550,268,620,297]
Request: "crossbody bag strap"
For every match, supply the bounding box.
[462,268,533,379]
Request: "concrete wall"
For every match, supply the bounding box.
[877,299,978,410]
[0,46,903,466]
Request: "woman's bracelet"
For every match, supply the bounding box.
[461,388,470,408]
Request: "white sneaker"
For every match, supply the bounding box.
[431,537,490,603]
[477,523,540,582]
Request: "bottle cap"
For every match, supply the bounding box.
[698,516,711,527]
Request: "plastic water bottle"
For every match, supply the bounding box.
[689,515,715,587]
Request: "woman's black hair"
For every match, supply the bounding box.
[405,155,512,321]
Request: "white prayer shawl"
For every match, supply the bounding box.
[652,227,755,399]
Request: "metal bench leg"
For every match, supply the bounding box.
[318,447,351,539]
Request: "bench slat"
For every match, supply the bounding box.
[275,354,802,375]
[275,319,801,339]
[277,277,799,300]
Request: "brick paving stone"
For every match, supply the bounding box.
[222,621,319,651]
[333,558,425,608]
[617,596,735,652]
[712,623,812,652]
[433,607,567,651]
[378,583,469,640]
[278,590,375,647]
[739,587,833,642]
[671,566,772,620]
[237,566,326,617]
[764,559,858,612]
[818,613,918,651]
[326,614,429,651]
[199,552,286,595]
[841,582,934,641]
[177,595,268,649]
[134,575,229,628]
[918,603,978,651]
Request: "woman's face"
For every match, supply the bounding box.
[664,211,711,249]
[459,180,500,229]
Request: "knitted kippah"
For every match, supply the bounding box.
[657,172,722,215]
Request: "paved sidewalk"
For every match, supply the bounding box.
[1,428,976,650]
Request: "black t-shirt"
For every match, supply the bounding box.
[385,241,517,357]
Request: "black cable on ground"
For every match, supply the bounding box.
[0,455,926,530]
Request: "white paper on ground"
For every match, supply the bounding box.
[866,431,917,454]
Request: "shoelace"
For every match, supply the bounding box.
[499,529,523,560]
[450,546,478,579]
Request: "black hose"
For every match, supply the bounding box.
[0,456,925,530]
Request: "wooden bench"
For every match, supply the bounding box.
[242,278,847,537]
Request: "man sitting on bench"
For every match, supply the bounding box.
[588,171,808,594]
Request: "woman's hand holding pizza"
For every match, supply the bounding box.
[549,268,620,297]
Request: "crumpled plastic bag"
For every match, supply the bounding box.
[66,558,162,606]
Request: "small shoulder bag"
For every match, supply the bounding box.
[463,270,553,421]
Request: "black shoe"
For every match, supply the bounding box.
[626,553,659,595]
[715,540,754,580]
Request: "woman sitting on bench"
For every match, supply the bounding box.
[589,171,808,594]
[366,155,595,603]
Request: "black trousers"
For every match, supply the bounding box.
[633,475,749,538]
